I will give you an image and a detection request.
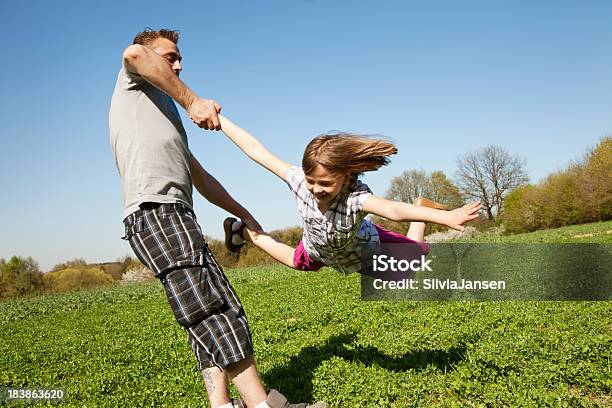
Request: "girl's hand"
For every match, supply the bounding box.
[188,97,222,130]
[240,214,264,237]
[445,202,483,231]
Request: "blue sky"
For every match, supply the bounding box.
[1,1,611,271]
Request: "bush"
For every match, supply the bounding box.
[121,266,155,283]
[96,256,145,281]
[51,258,88,272]
[97,263,124,281]
[205,236,240,269]
[43,267,114,293]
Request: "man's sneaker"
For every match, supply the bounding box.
[266,389,328,408]
[231,397,246,408]
[223,217,246,253]
[414,197,449,210]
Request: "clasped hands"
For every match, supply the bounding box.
[187,97,222,131]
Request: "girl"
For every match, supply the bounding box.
[218,115,482,275]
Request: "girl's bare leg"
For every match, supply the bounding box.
[243,227,297,269]
[407,197,448,242]
[406,221,426,242]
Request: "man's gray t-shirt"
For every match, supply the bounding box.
[109,64,193,219]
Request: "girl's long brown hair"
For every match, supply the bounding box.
[302,133,398,177]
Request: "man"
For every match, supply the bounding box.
[109,28,326,408]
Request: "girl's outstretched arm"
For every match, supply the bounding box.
[363,196,482,231]
[219,115,292,181]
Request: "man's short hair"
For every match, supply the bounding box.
[133,28,179,46]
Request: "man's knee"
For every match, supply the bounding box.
[224,355,258,380]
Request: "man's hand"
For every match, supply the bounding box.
[188,97,222,130]
[445,202,483,231]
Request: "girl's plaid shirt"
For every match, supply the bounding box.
[285,166,381,274]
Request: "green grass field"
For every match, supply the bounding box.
[1,222,611,407]
[456,220,612,244]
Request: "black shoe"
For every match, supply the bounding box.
[223,217,246,253]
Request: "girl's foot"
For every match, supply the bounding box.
[223,217,246,252]
[414,197,448,210]
[408,197,447,242]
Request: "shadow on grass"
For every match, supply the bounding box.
[261,333,467,402]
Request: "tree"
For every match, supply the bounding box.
[430,171,465,209]
[386,170,431,204]
[456,145,528,221]
[0,256,43,299]
[502,136,611,232]
[503,184,541,233]
[373,169,465,234]
[581,136,612,221]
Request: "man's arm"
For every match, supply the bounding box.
[123,44,221,130]
[190,154,262,231]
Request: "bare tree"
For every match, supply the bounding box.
[386,169,432,204]
[456,145,528,221]
[386,169,464,208]
[375,169,465,234]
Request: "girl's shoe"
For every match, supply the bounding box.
[223,217,246,252]
[414,197,448,210]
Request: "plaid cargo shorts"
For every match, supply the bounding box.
[122,202,253,369]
